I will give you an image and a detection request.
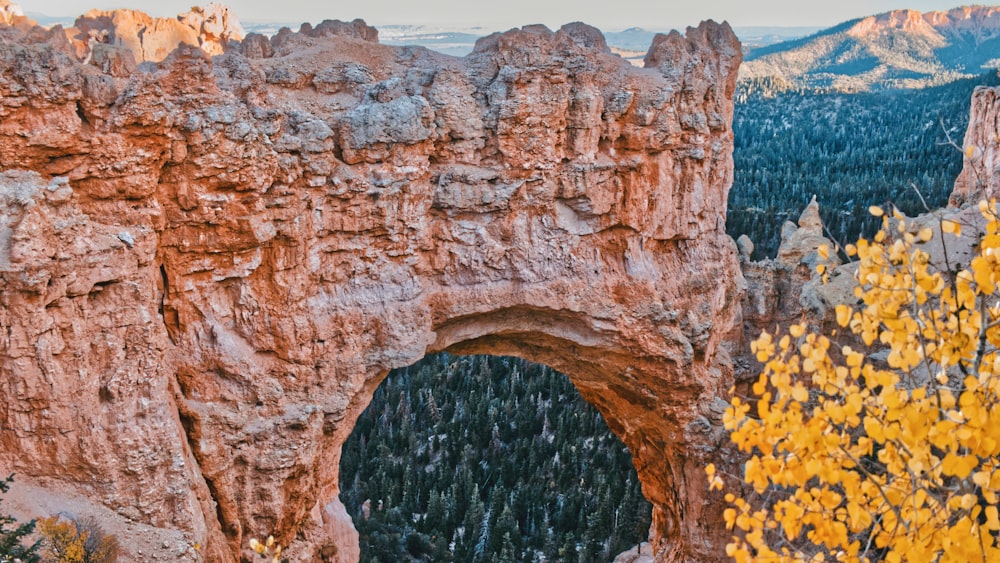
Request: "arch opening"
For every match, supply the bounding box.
[339,353,653,562]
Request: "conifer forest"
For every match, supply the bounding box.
[728,72,1000,259]
[340,355,652,562]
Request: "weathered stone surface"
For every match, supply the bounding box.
[0,2,244,66]
[952,84,1000,205]
[776,196,840,271]
[0,10,744,563]
[0,0,27,26]
[738,200,842,371]
[73,3,244,62]
[735,233,753,258]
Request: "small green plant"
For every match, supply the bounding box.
[0,474,40,563]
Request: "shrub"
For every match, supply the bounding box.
[709,201,1000,562]
[38,516,118,563]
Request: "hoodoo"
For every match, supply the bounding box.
[0,5,743,561]
[952,83,1000,205]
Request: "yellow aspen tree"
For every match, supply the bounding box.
[38,517,86,563]
[707,200,1000,562]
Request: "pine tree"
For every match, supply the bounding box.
[0,475,40,563]
[423,489,445,533]
[490,503,520,557]
[340,354,652,561]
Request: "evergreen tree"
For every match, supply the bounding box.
[0,475,40,563]
[728,72,1000,259]
[423,490,445,533]
[339,354,652,561]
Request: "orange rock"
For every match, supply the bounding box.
[0,13,744,562]
[69,3,244,63]
[0,0,27,26]
[952,84,1000,206]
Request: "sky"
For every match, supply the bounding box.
[17,0,980,30]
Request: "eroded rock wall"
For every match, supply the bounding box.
[952,84,1000,205]
[73,3,245,61]
[0,11,743,562]
[0,1,243,65]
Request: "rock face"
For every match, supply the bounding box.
[74,4,246,61]
[0,0,26,26]
[952,84,1000,206]
[0,1,243,65]
[73,3,245,62]
[0,9,744,562]
[737,200,843,368]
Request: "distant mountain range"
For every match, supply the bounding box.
[741,5,1000,93]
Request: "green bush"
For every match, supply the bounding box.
[0,474,40,563]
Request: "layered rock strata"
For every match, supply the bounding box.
[0,9,743,562]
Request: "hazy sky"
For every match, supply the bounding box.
[19,1,977,30]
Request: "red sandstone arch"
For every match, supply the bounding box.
[0,15,742,561]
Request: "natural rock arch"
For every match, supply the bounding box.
[0,14,743,561]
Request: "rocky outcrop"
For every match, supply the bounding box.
[0,0,26,26]
[0,9,743,563]
[736,196,984,381]
[952,84,1000,206]
[0,2,243,64]
[737,199,844,376]
[73,3,245,62]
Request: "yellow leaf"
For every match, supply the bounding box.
[836,304,851,327]
[942,219,961,236]
[942,452,979,479]
[791,385,808,402]
[713,204,1000,561]
[986,506,1000,531]
[869,205,884,217]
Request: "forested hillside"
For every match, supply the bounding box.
[728,72,1000,259]
[739,6,1000,93]
[339,355,652,562]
